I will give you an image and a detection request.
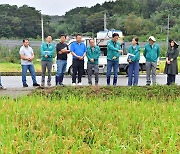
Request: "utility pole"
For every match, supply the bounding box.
[104,13,107,31]
[167,14,170,49]
[41,13,44,43]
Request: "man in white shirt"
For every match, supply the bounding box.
[19,39,40,87]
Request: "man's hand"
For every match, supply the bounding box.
[90,59,94,63]
[118,50,123,54]
[167,60,171,64]
[59,49,70,54]
[128,59,132,63]
[59,49,65,54]
[170,58,173,62]
[59,51,63,54]
[45,55,48,58]
[61,49,66,53]
[27,57,33,62]
[112,56,117,60]
[76,56,81,59]
[79,56,84,60]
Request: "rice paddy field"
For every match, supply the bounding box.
[0,86,179,153]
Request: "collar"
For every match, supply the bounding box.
[60,42,65,44]
[23,45,29,48]
[76,41,82,45]
[149,43,155,46]
[90,46,96,49]
[111,40,116,44]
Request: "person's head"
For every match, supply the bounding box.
[112,33,119,42]
[46,36,52,43]
[23,38,29,47]
[76,34,82,43]
[89,39,95,47]
[132,37,139,46]
[149,36,156,45]
[60,34,66,43]
[169,39,179,49]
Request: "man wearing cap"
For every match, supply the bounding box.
[143,36,160,85]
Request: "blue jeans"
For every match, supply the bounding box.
[22,65,37,85]
[56,60,67,77]
[106,60,119,85]
[56,60,67,84]
[128,61,139,86]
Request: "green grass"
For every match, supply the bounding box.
[1,57,180,74]
[0,86,179,153]
[0,62,42,72]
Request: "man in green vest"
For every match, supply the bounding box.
[107,33,123,86]
[143,36,160,85]
[40,36,55,87]
[86,39,101,86]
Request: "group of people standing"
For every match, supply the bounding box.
[0,33,179,90]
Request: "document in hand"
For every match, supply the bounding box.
[44,51,50,55]
[127,53,135,60]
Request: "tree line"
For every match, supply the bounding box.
[0,0,180,41]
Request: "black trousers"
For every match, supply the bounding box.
[167,74,176,85]
[72,59,84,83]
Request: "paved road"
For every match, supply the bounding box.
[0,75,179,98]
[1,75,180,89]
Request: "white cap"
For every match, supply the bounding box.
[149,36,156,42]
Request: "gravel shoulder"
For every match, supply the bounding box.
[0,88,35,98]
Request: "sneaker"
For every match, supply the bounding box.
[77,83,82,86]
[72,83,76,86]
[146,83,150,86]
[88,83,92,86]
[59,83,65,86]
[41,82,45,87]
[23,84,28,87]
[33,83,40,87]
[0,86,6,90]
[47,82,51,87]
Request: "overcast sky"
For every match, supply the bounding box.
[0,0,115,16]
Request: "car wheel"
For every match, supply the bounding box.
[69,65,73,76]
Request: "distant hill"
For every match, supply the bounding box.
[49,0,180,40]
[50,15,65,24]
[0,0,179,40]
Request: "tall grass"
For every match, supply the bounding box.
[0,86,179,153]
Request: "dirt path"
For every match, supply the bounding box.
[0,88,35,98]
